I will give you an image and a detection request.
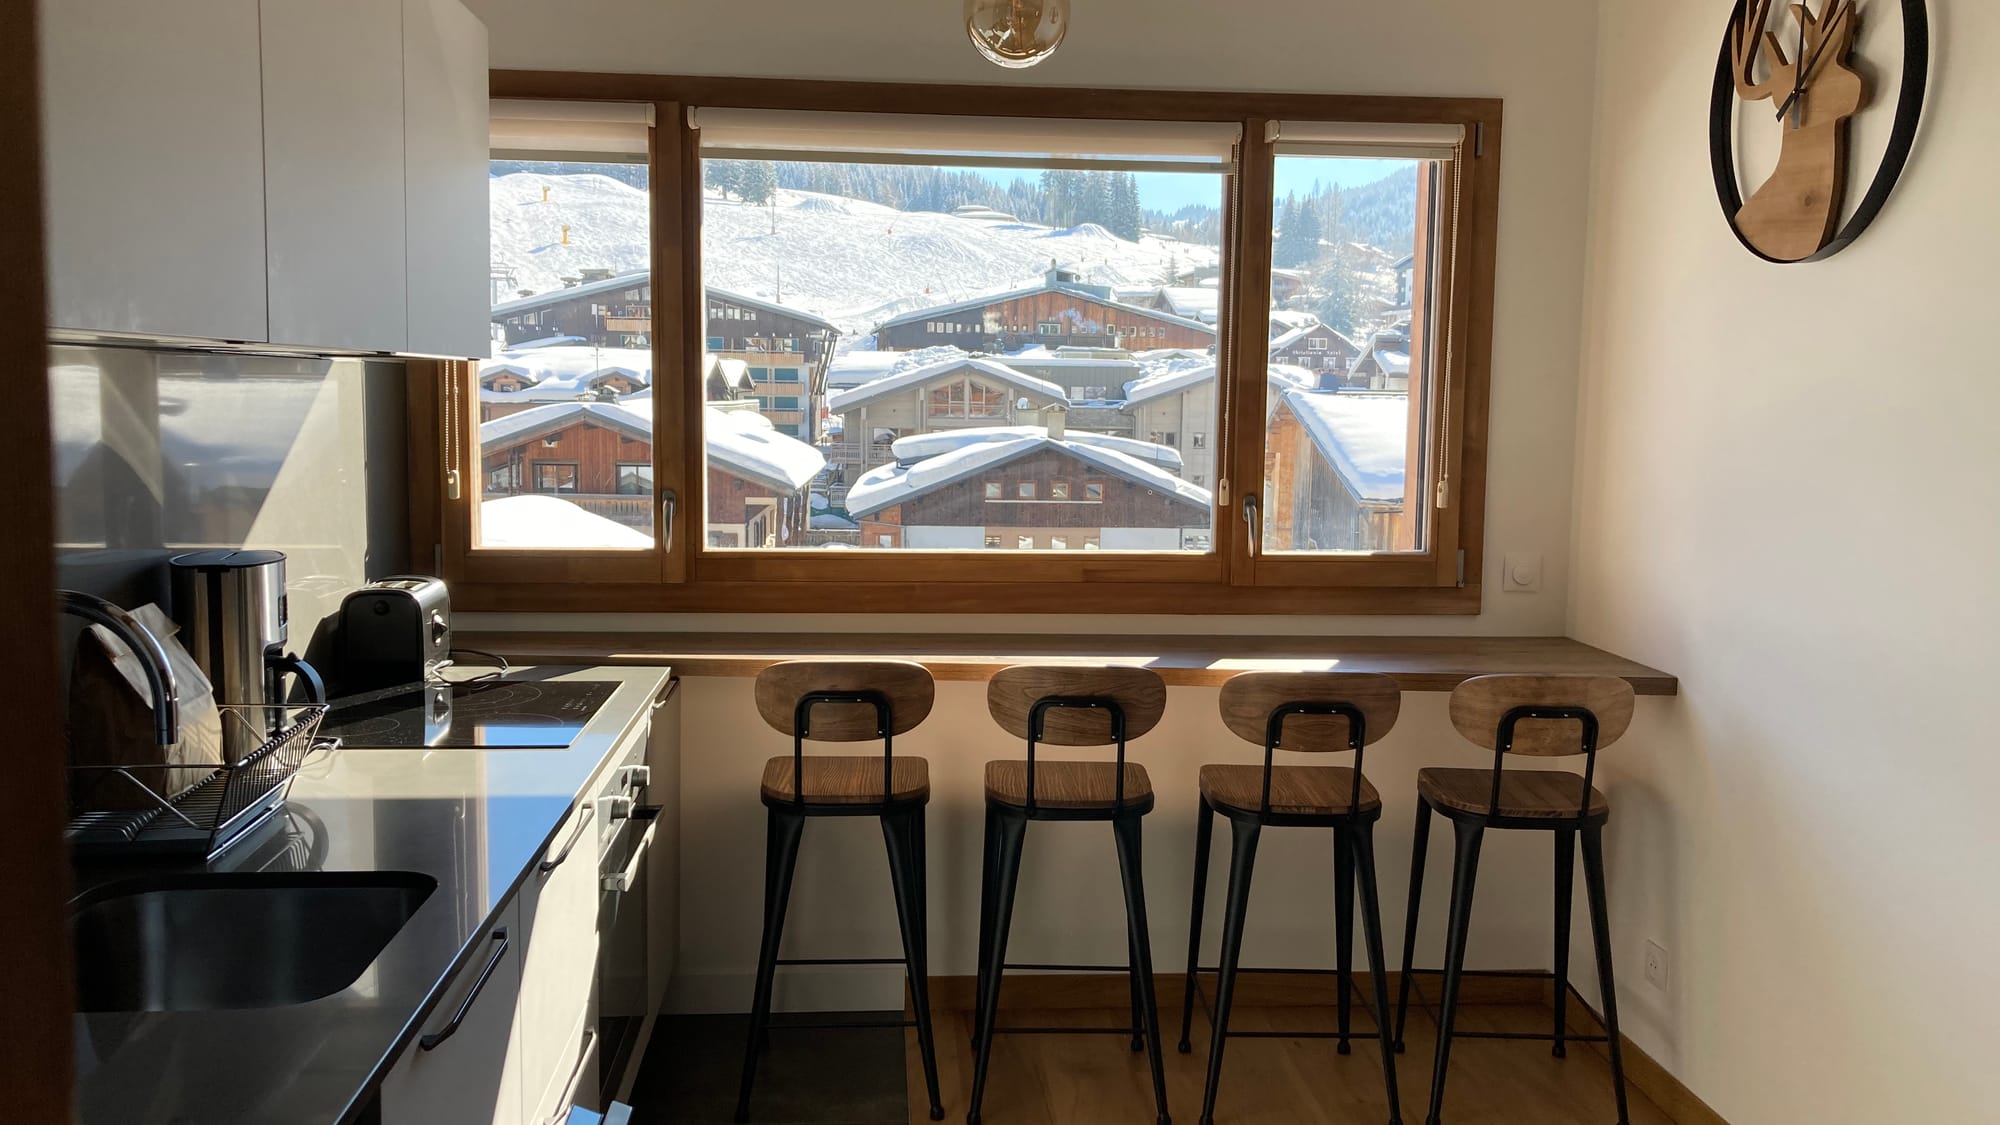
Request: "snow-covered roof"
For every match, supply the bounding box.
[845,435,1210,518]
[1267,310,1319,334]
[480,401,652,449]
[491,274,836,333]
[889,426,1183,473]
[1279,389,1409,505]
[490,270,650,316]
[707,355,753,390]
[1123,364,1215,407]
[705,407,826,492]
[825,350,908,389]
[877,279,1216,336]
[479,495,653,549]
[1371,349,1410,375]
[828,357,1066,413]
[480,345,654,393]
[1157,286,1221,323]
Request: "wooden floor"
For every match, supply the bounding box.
[907,983,1674,1125]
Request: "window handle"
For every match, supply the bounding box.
[1242,492,1262,557]
[661,488,677,553]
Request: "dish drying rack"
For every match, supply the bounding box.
[67,704,332,861]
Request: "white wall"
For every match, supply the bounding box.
[1570,2,2000,1122]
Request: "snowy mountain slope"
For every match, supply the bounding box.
[490,172,1221,338]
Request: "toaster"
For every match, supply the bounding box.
[336,576,451,693]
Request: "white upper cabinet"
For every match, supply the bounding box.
[39,0,489,356]
[261,0,409,353]
[40,0,269,343]
[405,0,493,358]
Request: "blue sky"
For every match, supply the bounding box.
[948,156,1412,213]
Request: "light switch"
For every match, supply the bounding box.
[1503,553,1542,593]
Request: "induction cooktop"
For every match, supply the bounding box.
[321,679,620,749]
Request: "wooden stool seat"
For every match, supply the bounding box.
[760,754,930,806]
[1198,762,1381,817]
[1416,766,1608,820]
[983,758,1152,810]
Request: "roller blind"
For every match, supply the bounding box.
[690,108,1240,172]
[1265,121,1465,160]
[491,99,654,160]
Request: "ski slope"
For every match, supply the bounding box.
[490,172,1222,338]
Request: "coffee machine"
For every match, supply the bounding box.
[170,550,325,759]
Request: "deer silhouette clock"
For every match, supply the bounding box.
[1710,0,1928,263]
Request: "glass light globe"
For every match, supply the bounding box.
[965,0,1069,69]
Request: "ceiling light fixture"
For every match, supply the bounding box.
[964,0,1069,69]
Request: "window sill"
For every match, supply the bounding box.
[454,630,1678,694]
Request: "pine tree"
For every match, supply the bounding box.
[1079,171,1114,229]
[738,161,778,205]
[1110,173,1143,240]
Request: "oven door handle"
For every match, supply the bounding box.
[602,805,662,893]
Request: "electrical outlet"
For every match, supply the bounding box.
[1644,940,1669,991]
[1502,553,1542,593]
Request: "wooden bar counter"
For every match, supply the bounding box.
[459,632,1677,695]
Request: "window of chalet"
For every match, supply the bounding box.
[434,86,1494,610]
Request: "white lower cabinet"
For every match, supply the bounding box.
[380,900,526,1125]
[516,798,603,1107]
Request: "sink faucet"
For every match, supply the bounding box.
[59,590,181,747]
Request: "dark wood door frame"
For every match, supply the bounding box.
[1,0,76,1119]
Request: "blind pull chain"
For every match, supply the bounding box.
[1435,139,1465,512]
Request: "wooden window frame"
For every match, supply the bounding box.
[412,73,1501,615]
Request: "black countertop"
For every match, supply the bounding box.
[68,666,672,1125]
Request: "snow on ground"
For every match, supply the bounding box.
[490,173,1221,340]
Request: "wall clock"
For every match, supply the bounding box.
[1709,0,1929,263]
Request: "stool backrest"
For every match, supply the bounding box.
[1448,674,1634,756]
[1218,671,1402,752]
[753,659,935,741]
[986,664,1167,745]
[1447,673,1635,822]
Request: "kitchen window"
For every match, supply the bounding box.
[423,80,1498,612]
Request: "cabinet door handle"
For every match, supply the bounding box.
[419,927,509,1052]
[603,806,661,893]
[539,802,595,874]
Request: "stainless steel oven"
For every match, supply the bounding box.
[594,679,673,1108]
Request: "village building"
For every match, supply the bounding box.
[874,265,1215,353]
[490,275,839,438]
[823,356,1070,495]
[1268,319,1360,379]
[1350,322,1413,391]
[843,418,1211,551]
[477,346,652,420]
[478,400,824,547]
[1262,388,1412,552]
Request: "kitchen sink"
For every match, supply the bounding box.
[71,870,436,1012]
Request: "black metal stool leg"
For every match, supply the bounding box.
[1113,810,1173,1125]
[1393,797,1432,1053]
[966,806,1027,1125]
[1335,823,1355,1055]
[883,808,945,1121]
[1197,815,1261,1125]
[1178,796,1216,1054]
[1552,827,1575,1059]
[1581,825,1632,1125]
[1128,925,1147,1051]
[1350,819,1405,1125]
[972,802,1000,1050]
[735,807,806,1124]
[1422,816,1486,1125]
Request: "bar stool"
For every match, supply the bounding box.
[1176,671,1406,1125]
[1392,674,1636,1125]
[966,664,1173,1125]
[734,660,945,1123]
